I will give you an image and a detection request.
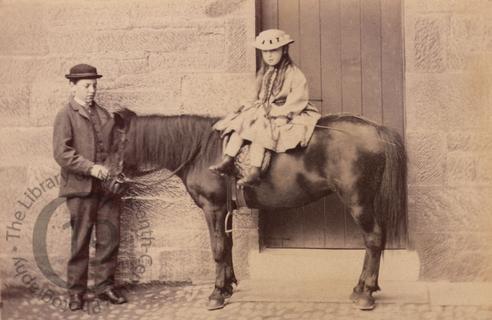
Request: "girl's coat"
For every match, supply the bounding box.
[213,64,320,152]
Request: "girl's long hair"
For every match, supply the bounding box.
[256,46,293,100]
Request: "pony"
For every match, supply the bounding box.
[105,109,407,310]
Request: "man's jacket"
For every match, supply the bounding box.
[53,98,114,197]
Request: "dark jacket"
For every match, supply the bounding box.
[53,98,114,197]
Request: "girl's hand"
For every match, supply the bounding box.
[272,117,289,126]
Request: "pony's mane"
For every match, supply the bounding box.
[129,114,222,171]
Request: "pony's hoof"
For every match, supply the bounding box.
[349,290,362,302]
[352,293,375,311]
[222,290,233,300]
[207,297,225,311]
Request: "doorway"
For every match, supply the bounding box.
[257,0,405,248]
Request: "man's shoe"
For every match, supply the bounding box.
[209,155,235,175]
[97,288,127,305]
[237,166,261,187]
[69,293,84,311]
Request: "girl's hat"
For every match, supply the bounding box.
[253,29,294,50]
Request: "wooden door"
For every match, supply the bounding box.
[258,0,404,248]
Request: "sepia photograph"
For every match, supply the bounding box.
[1,0,491,319]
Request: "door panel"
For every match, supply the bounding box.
[259,0,404,249]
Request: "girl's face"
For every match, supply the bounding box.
[262,47,283,66]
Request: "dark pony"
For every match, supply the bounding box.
[106,109,407,310]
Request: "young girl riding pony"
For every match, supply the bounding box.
[210,29,321,186]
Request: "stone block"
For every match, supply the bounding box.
[118,58,149,76]
[1,254,52,288]
[2,180,69,288]
[0,167,28,246]
[117,246,161,283]
[149,230,211,251]
[47,30,99,55]
[405,0,492,14]
[17,165,62,240]
[442,76,491,131]
[406,131,446,186]
[476,155,492,183]
[149,53,226,73]
[414,232,492,281]
[0,128,53,166]
[447,131,492,152]
[411,15,448,73]
[158,249,213,281]
[129,0,250,26]
[462,52,492,75]
[406,73,490,131]
[232,228,259,279]
[225,17,256,73]
[408,187,492,234]
[57,54,147,82]
[121,197,207,234]
[181,73,256,116]
[0,57,63,84]
[446,15,488,71]
[129,0,212,26]
[43,0,131,30]
[0,85,30,127]
[233,209,258,230]
[97,89,182,115]
[445,153,477,185]
[405,74,446,131]
[29,80,68,127]
[0,2,48,55]
[204,0,252,18]
[94,27,225,55]
[112,71,182,92]
[0,166,27,208]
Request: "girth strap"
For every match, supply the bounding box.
[224,176,249,235]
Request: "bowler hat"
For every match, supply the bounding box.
[65,64,102,80]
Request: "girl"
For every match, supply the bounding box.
[210,29,321,186]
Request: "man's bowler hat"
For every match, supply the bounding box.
[65,64,102,80]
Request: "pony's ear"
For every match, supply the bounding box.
[113,108,136,130]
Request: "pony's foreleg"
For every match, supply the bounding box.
[204,206,232,310]
[349,204,383,310]
[224,221,237,298]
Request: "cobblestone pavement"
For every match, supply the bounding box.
[2,282,492,320]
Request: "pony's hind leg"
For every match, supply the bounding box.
[348,203,383,310]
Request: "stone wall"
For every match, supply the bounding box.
[3,0,491,293]
[0,0,257,291]
[405,0,492,281]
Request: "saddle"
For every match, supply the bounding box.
[233,143,272,179]
[222,139,272,210]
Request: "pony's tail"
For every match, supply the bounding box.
[375,126,408,249]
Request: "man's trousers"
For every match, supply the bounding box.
[66,183,121,294]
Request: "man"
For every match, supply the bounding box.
[53,63,127,311]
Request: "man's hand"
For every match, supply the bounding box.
[90,164,110,180]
